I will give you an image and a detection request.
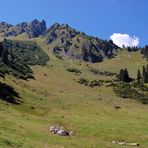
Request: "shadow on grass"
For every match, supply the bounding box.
[0,82,21,104]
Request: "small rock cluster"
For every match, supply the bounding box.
[49,126,72,136]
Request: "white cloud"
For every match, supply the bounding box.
[110,33,139,48]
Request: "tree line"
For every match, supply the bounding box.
[141,45,148,60]
[119,64,148,84]
[137,65,148,83]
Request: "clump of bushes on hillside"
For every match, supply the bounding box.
[78,77,102,87]
[113,66,148,104]
[78,78,89,85]
[3,39,49,65]
[67,67,82,74]
[113,83,143,99]
[132,82,148,92]
[88,66,116,76]
[113,83,148,104]
[0,59,33,80]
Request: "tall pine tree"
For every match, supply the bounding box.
[142,65,148,83]
[137,69,142,83]
[146,64,148,74]
[119,68,131,82]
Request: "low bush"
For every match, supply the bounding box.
[113,83,148,104]
[78,78,102,87]
[88,66,116,76]
[67,67,82,74]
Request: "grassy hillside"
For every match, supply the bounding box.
[0,37,148,148]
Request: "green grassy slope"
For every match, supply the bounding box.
[0,37,148,148]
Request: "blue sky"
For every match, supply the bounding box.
[0,0,147,46]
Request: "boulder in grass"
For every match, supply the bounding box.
[49,126,73,136]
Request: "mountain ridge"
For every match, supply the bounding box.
[0,19,119,63]
[0,19,46,38]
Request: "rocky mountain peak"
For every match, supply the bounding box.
[27,19,47,38]
[0,22,13,33]
[43,23,119,63]
[2,19,47,38]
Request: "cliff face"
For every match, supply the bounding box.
[1,19,46,38]
[44,23,119,63]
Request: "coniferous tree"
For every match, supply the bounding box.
[137,69,142,83]
[146,64,148,74]
[141,45,148,59]
[119,68,131,82]
[119,69,124,81]
[124,68,130,82]
[142,65,147,83]
[146,64,148,83]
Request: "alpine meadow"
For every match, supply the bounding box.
[0,0,148,148]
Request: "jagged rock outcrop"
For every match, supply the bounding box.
[44,23,119,63]
[0,22,13,33]
[3,19,46,38]
[44,23,80,44]
[27,19,46,38]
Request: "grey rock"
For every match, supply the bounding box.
[45,23,118,63]
[3,19,46,38]
[0,22,13,33]
[27,19,47,38]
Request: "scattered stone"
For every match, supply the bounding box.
[49,126,72,136]
[112,141,140,146]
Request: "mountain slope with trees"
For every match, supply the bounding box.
[0,19,147,148]
[0,20,119,63]
[0,39,49,79]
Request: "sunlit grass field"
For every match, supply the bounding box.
[0,37,148,148]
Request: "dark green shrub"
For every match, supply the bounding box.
[114,83,143,99]
[67,67,81,74]
[3,39,49,65]
[78,78,102,87]
[88,80,101,87]
[88,66,116,76]
[78,78,89,85]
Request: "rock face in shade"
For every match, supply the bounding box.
[2,19,47,38]
[26,19,47,38]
